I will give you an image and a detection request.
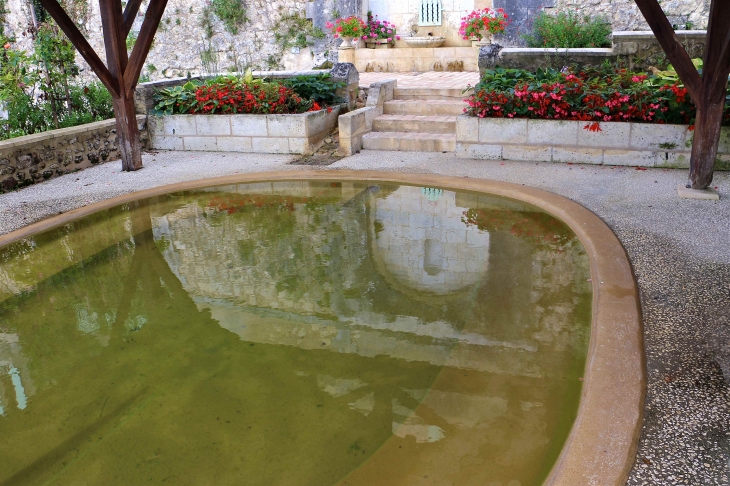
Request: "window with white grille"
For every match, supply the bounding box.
[418,0,442,26]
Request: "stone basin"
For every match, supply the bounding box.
[404,36,446,48]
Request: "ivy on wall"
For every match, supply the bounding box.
[201,0,248,36]
[0,0,7,38]
[273,12,324,51]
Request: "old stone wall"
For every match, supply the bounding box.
[0,116,148,193]
[494,0,709,45]
[2,0,361,82]
[3,0,710,82]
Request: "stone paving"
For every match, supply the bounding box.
[358,71,480,89]
[1,150,729,485]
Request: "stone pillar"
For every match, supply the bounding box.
[337,47,356,67]
[330,62,360,111]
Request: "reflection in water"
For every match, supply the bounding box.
[0,181,590,486]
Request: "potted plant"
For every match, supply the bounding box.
[326,16,366,48]
[361,11,400,48]
[459,8,509,45]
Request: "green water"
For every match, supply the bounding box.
[0,181,591,486]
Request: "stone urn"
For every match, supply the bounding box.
[339,36,355,49]
[404,36,446,48]
[471,31,493,47]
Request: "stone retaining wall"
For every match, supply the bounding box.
[455,116,730,169]
[338,79,396,155]
[481,30,706,73]
[148,106,341,155]
[0,116,148,193]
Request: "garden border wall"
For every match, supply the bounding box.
[148,106,342,155]
[455,116,730,169]
[481,30,706,73]
[0,115,148,193]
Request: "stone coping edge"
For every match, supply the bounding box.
[0,115,146,150]
[0,170,645,486]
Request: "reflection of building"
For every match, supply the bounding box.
[0,333,33,416]
[151,181,589,380]
[371,185,489,296]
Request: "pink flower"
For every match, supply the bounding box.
[387,37,392,41]
[396,35,401,40]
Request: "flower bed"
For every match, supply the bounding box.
[465,66,730,126]
[153,73,340,115]
[149,73,343,155]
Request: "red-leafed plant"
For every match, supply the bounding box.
[464,66,730,127]
[459,8,509,40]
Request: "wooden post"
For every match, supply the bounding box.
[634,0,730,189]
[37,0,168,172]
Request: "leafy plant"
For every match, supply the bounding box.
[281,73,345,104]
[0,29,113,141]
[522,11,611,48]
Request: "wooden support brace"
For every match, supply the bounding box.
[123,0,144,37]
[36,0,119,97]
[125,0,169,97]
[633,0,703,100]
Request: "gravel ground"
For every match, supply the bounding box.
[1,150,729,485]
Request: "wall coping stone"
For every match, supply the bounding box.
[501,47,615,56]
[611,30,706,40]
[0,116,145,151]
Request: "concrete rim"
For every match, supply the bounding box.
[0,170,645,486]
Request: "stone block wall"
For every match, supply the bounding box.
[0,116,148,193]
[455,116,730,169]
[482,30,706,73]
[148,107,341,154]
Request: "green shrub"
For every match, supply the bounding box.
[1,82,113,140]
[523,11,611,48]
[281,74,345,105]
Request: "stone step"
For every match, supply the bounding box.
[372,115,457,134]
[394,87,473,100]
[362,132,456,152]
[383,99,466,116]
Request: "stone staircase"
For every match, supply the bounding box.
[362,93,466,153]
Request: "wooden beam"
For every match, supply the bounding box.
[124,0,168,97]
[99,0,128,82]
[633,0,703,100]
[703,0,730,100]
[123,0,144,37]
[36,0,119,97]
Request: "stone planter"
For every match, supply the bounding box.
[365,39,393,49]
[471,31,492,47]
[455,116,730,169]
[148,105,342,155]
